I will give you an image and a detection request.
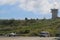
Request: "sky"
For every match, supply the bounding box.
[0,0,60,19]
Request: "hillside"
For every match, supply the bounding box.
[0,18,60,36]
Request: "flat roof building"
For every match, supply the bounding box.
[51,9,58,19]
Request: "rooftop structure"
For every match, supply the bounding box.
[51,9,58,19]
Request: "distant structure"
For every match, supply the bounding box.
[51,0,59,19]
[51,9,58,19]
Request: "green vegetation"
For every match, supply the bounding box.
[0,18,60,36]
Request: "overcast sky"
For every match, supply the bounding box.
[0,0,60,19]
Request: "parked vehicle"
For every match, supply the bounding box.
[39,31,50,37]
[6,32,17,37]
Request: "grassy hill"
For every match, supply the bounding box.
[0,18,60,36]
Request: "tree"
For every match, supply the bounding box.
[25,17,28,21]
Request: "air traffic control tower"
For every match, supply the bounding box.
[51,9,58,19]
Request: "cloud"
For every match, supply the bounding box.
[0,0,17,5]
[18,0,60,14]
[0,0,60,14]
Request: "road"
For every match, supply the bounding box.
[0,37,59,40]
